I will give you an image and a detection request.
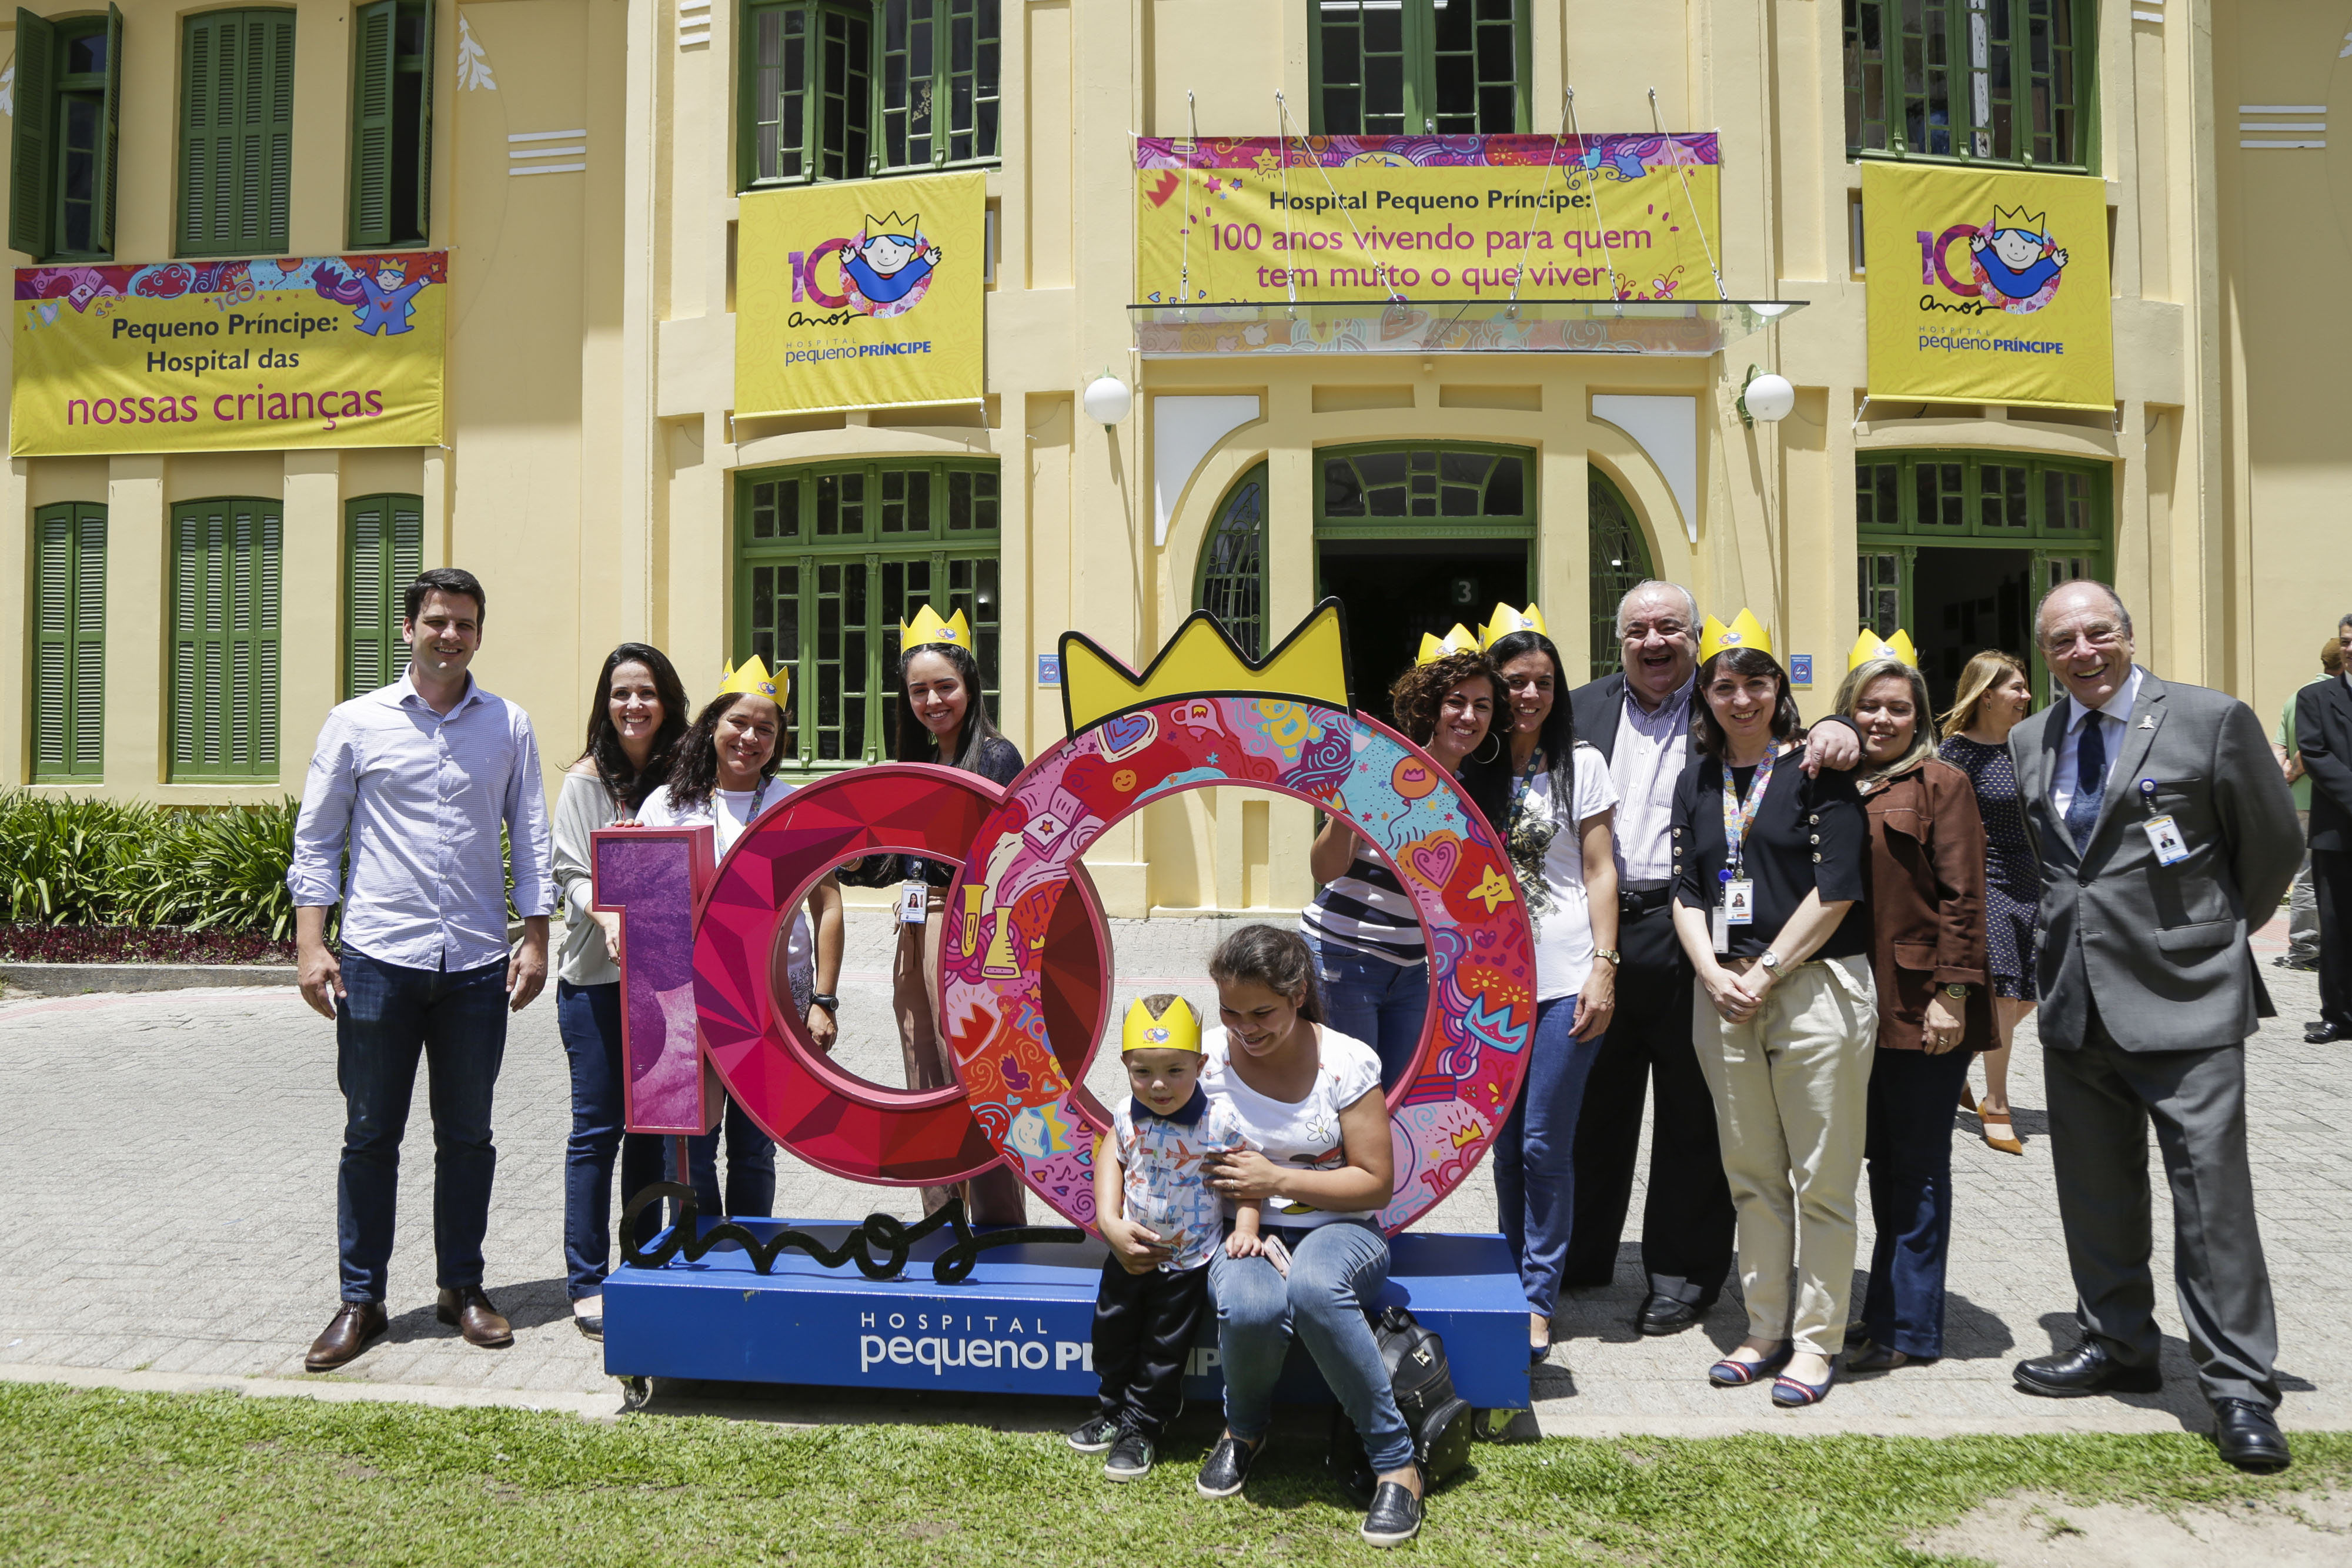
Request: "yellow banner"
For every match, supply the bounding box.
[12,253,447,456]
[736,172,985,416]
[1136,135,1724,304]
[1863,162,2113,410]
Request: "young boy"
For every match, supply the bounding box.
[1068,994,1259,1480]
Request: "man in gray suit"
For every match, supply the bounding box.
[2009,581,2302,1471]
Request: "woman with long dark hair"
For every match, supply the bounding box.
[1301,644,1508,1087]
[637,658,845,1223]
[888,606,1027,1222]
[1479,606,1621,1365]
[552,643,690,1339]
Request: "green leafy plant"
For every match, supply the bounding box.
[0,792,306,940]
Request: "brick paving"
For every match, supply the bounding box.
[2,912,2343,1436]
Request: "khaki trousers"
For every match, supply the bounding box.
[1690,954,1878,1356]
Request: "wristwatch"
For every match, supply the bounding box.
[808,992,840,1014]
[1942,982,1973,999]
[1593,948,1622,967]
[1757,951,1783,975]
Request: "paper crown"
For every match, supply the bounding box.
[1121,996,1203,1056]
[717,654,788,707]
[1060,599,1352,734]
[900,604,973,654]
[1699,609,1773,661]
[1415,624,1479,665]
[1847,628,1919,670]
[1478,603,1547,650]
[1992,205,2047,238]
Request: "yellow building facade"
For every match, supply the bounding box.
[3,0,2339,918]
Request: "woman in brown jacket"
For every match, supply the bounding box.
[1837,651,1993,1373]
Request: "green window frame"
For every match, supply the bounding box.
[170,496,282,781]
[734,459,1001,770]
[1316,442,1533,540]
[348,0,433,248]
[9,5,123,262]
[740,0,1000,192]
[178,8,296,258]
[1586,471,1655,678]
[344,493,423,698]
[1842,0,2093,170]
[1310,0,1528,137]
[1194,463,1269,660]
[31,501,106,781]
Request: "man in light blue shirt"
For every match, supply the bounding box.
[288,566,554,1372]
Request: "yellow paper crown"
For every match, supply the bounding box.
[900,604,973,654]
[1121,996,1202,1055]
[1699,609,1773,661]
[1415,624,1479,665]
[1992,205,2047,237]
[1060,599,1352,734]
[1476,603,1547,650]
[1847,628,1919,671]
[717,654,788,707]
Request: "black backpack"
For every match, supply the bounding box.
[1327,1304,1474,1498]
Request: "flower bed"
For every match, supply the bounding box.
[0,924,298,966]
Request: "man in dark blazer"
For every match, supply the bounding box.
[2296,614,2352,1044]
[1560,580,1860,1334]
[2009,581,2303,1472]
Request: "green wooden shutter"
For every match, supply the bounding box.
[171,498,282,778]
[348,0,395,246]
[11,10,56,256]
[180,10,295,256]
[411,0,434,240]
[32,503,105,780]
[93,5,123,253]
[345,493,423,696]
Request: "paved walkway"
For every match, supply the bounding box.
[2,913,2342,1437]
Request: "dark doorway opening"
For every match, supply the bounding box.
[1911,547,2032,713]
[1318,539,1528,722]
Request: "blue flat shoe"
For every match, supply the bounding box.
[1708,1345,1793,1387]
[1771,1364,1837,1407]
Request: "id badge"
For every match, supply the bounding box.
[2142,815,2189,866]
[1723,880,1756,926]
[1711,908,1731,954]
[897,878,930,924]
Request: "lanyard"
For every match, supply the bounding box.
[1506,747,1545,833]
[1719,748,1778,879]
[714,777,771,856]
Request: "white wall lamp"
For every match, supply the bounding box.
[1736,367,1795,428]
[1082,370,1132,427]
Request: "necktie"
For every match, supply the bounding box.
[2065,711,2107,850]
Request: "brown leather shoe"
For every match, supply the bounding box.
[436,1285,514,1348]
[305,1301,388,1372]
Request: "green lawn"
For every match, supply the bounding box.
[2,1382,2343,1566]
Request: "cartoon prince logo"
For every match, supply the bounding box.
[840,210,943,320]
[1968,204,2069,313]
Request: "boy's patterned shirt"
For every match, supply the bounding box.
[1110,1088,1250,1272]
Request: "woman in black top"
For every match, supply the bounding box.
[1669,637,1877,1409]
[889,611,1027,1222]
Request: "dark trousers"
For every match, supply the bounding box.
[335,951,509,1304]
[2316,850,2352,1029]
[1860,1045,1973,1358]
[556,980,668,1299]
[1092,1257,1209,1440]
[684,1098,778,1219]
[2043,1005,2280,1406]
[1563,899,1737,1303]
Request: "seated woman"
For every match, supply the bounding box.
[1669,616,1876,1407]
[1193,925,1424,1549]
[1838,650,1993,1373]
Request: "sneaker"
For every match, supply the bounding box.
[1196,1433,1259,1499]
[1067,1413,1120,1454]
[1361,1480,1424,1547]
[1104,1430,1155,1481]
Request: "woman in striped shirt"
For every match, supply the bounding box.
[1300,648,1510,1088]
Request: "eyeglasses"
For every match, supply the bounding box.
[2041,624,2126,654]
[1621,621,1689,640]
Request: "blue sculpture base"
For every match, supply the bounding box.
[604,1221,1531,1409]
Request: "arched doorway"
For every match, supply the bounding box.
[1586,469,1655,677]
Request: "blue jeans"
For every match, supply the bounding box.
[1860,1045,1973,1358]
[684,1098,777,1219]
[1308,937,1430,1088]
[1492,995,1601,1315]
[556,981,669,1299]
[335,951,510,1304]
[1208,1220,1415,1473]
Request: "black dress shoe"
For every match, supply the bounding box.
[1360,1481,1423,1547]
[2306,1021,2349,1044]
[2212,1398,2291,1472]
[1196,1434,1259,1499]
[1636,1292,1712,1336]
[573,1313,603,1341]
[2014,1338,2162,1398]
[304,1300,387,1372]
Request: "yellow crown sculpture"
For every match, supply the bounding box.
[1415,624,1479,665]
[1121,995,1203,1055]
[1698,609,1773,661]
[900,604,973,653]
[1993,205,2046,237]
[1477,602,1547,650]
[1847,627,1919,670]
[1060,600,1352,734]
[717,654,788,707]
